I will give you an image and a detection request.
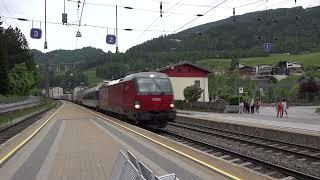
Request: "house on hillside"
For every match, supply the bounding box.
[255,65,273,80]
[158,61,210,102]
[273,61,303,75]
[239,65,257,77]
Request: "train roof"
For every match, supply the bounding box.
[100,72,169,87]
[83,85,100,94]
[123,72,168,81]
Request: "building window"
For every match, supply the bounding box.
[188,68,191,72]
[177,68,181,72]
[195,80,200,87]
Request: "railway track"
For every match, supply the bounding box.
[158,121,320,180]
[0,105,55,145]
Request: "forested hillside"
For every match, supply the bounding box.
[128,6,320,57]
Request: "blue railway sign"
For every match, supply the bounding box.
[30,28,42,39]
[106,34,116,45]
[264,43,272,52]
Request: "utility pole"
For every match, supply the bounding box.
[115,5,119,53]
[44,0,49,97]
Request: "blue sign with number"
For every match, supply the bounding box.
[30,28,42,39]
[264,43,272,52]
[106,34,116,45]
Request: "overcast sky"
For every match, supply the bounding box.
[0,0,318,53]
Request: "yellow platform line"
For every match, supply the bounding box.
[0,103,64,166]
[80,106,241,180]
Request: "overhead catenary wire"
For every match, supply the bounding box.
[0,0,19,27]
[135,0,185,41]
[67,0,268,17]
[1,15,176,33]
[180,0,264,8]
[174,0,230,33]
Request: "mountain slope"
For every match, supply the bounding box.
[127,6,320,56]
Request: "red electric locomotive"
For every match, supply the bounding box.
[99,72,176,128]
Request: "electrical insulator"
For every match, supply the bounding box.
[233,8,235,22]
[160,1,163,17]
[62,13,68,24]
[76,30,82,37]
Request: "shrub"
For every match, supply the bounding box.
[183,85,203,102]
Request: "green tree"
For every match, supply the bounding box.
[0,26,36,94]
[183,85,203,102]
[229,57,239,71]
[8,63,36,95]
[0,48,9,94]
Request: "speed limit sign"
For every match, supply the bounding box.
[30,28,42,39]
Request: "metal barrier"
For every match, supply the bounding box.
[110,150,180,180]
[0,96,41,114]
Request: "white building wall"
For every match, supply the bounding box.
[169,77,209,102]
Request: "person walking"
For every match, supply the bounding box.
[276,100,283,118]
[282,99,288,117]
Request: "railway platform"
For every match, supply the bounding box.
[0,101,267,180]
[177,106,320,149]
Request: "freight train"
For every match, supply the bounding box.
[72,72,176,128]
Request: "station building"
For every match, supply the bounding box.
[159,61,210,102]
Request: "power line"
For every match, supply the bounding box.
[1,15,176,33]
[0,0,19,27]
[67,0,266,17]
[174,0,230,33]
[135,0,185,41]
[180,0,263,8]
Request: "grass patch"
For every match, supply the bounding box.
[241,52,320,66]
[198,52,320,69]
[84,67,103,87]
[316,108,320,114]
[0,99,55,125]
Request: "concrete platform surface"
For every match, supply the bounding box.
[0,101,231,180]
[178,106,320,134]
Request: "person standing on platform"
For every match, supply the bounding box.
[256,99,261,114]
[282,99,288,117]
[250,99,255,114]
[276,100,283,118]
[239,101,244,113]
[245,100,250,113]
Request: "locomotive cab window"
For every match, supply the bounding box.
[136,77,172,94]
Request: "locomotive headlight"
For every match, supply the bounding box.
[134,101,141,109]
[170,103,174,108]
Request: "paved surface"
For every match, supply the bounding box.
[0,101,229,180]
[178,106,320,133]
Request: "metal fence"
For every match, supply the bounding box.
[0,96,41,114]
[110,150,180,180]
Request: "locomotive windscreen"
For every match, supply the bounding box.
[136,77,173,94]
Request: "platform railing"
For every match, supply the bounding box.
[110,150,180,180]
[0,96,41,114]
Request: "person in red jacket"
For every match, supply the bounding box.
[276,100,283,118]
